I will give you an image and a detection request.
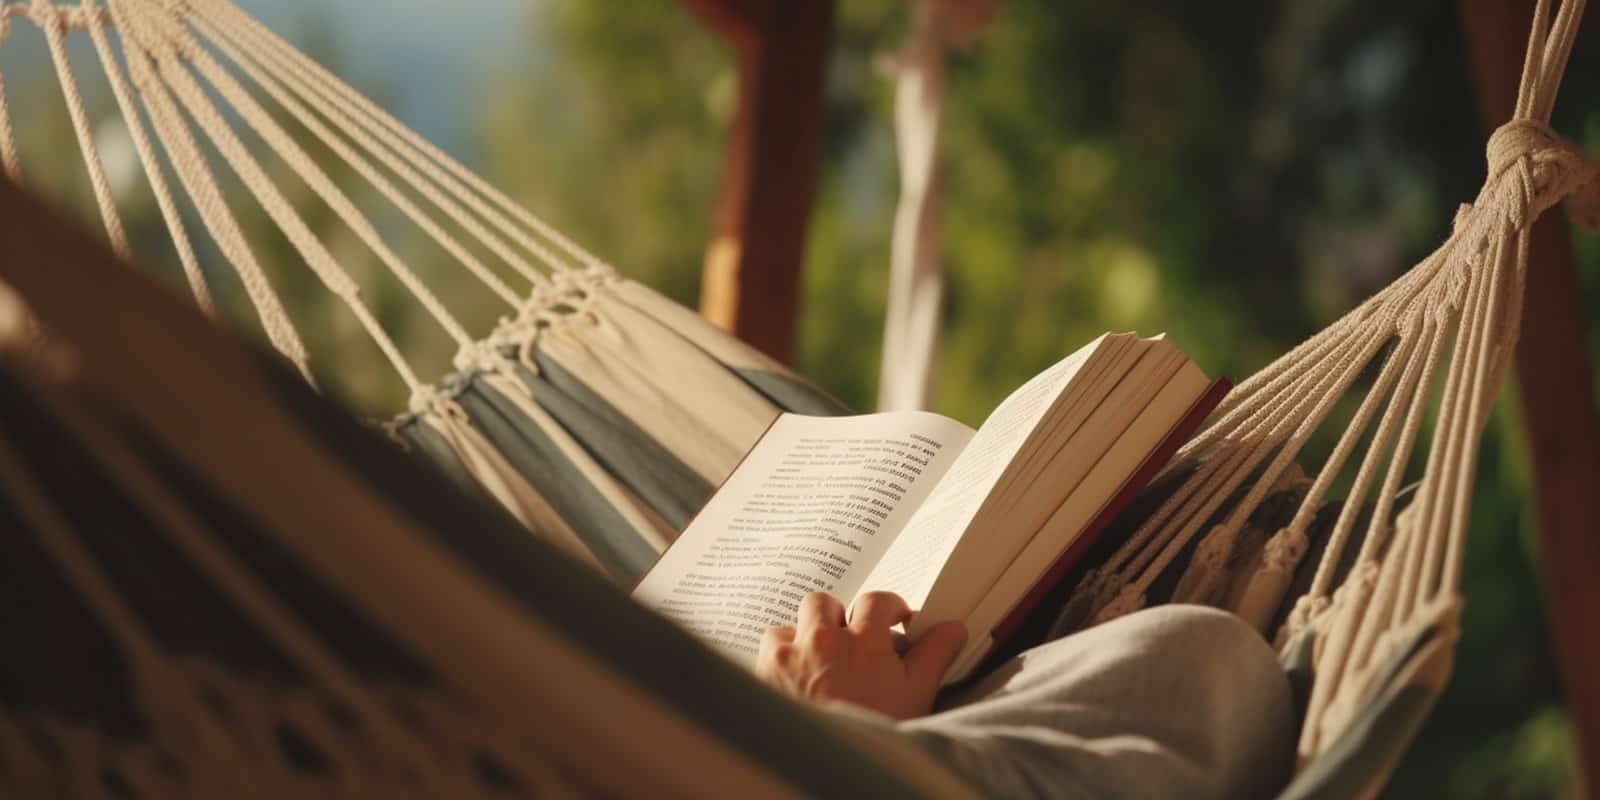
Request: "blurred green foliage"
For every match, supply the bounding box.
[4,0,1596,795]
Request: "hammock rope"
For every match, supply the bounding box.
[84,0,212,312]
[3,0,835,581]
[0,23,17,180]
[0,0,1597,794]
[38,1,128,260]
[190,0,608,275]
[1020,0,1599,777]
[187,1,571,289]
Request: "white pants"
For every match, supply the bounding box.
[837,605,1296,799]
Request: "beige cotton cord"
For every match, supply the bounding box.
[35,0,131,260]
[82,1,214,312]
[1171,322,1399,606]
[189,12,553,305]
[193,16,524,309]
[190,2,561,291]
[116,0,433,390]
[169,19,475,350]
[1296,0,1595,759]
[1251,317,1427,630]
[109,0,315,383]
[1275,309,1443,644]
[190,0,603,277]
[1060,0,1598,765]
[0,15,19,183]
[1088,321,1383,622]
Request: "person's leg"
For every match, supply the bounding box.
[864,605,1295,799]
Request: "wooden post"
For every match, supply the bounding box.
[1460,0,1600,793]
[681,0,833,365]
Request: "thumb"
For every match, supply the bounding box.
[905,620,968,692]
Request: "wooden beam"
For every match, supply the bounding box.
[679,0,764,45]
[1460,0,1600,793]
[687,0,833,365]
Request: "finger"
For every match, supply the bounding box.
[905,620,968,693]
[757,626,795,664]
[849,591,913,633]
[755,627,796,684]
[797,592,846,631]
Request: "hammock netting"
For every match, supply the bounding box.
[0,0,1595,796]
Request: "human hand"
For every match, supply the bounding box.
[755,591,967,720]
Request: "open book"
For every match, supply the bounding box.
[633,333,1228,684]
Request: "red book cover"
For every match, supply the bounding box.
[985,377,1232,649]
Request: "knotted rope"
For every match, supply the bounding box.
[1483,119,1600,230]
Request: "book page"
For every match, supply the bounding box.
[989,336,1160,518]
[633,412,974,667]
[855,337,1116,613]
[909,341,1173,628]
[945,360,1212,680]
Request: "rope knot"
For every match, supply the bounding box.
[407,384,445,417]
[583,261,620,282]
[59,4,107,31]
[1485,119,1558,175]
[1262,526,1308,571]
[549,267,598,300]
[1484,119,1600,230]
[28,0,62,35]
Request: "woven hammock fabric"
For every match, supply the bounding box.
[1,0,1598,796]
[0,185,977,798]
[0,0,847,585]
[1043,0,1599,773]
[0,178,1453,799]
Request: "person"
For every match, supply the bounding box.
[757,591,1296,799]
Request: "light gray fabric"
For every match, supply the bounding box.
[836,605,1295,799]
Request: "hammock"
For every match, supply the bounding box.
[0,0,849,584]
[1,0,1597,795]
